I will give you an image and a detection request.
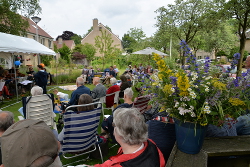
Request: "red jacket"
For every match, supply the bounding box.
[106,85,120,108]
[94,139,165,167]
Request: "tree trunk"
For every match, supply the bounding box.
[237,36,246,77]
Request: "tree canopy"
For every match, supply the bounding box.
[0,0,41,35]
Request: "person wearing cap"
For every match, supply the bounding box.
[0,111,14,165]
[0,119,62,167]
[34,65,48,94]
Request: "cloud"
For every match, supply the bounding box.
[37,0,174,39]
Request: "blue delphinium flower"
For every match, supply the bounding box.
[231,53,240,70]
[204,56,210,73]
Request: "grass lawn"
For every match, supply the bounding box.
[0,83,121,166]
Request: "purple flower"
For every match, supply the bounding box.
[170,76,177,85]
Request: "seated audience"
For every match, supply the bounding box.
[0,111,14,165]
[53,89,69,101]
[85,108,165,167]
[106,78,120,108]
[1,119,62,167]
[26,66,35,80]
[88,66,94,84]
[102,88,134,142]
[119,75,130,98]
[91,77,106,99]
[58,94,96,142]
[68,77,90,105]
[81,65,89,83]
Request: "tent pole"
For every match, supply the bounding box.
[12,53,19,102]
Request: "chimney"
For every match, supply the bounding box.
[93,18,98,31]
[58,36,63,44]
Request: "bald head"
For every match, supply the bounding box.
[0,111,14,133]
[93,77,100,86]
[76,77,84,87]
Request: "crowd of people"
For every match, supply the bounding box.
[1,61,250,167]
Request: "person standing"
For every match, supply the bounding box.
[82,65,89,84]
[34,65,48,94]
[88,66,94,84]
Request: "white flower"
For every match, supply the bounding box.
[187,88,192,92]
[190,92,196,99]
[205,88,209,92]
[174,102,179,108]
[171,87,175,92]
[190,111,196,117]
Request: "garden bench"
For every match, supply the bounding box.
[167,136,250,167]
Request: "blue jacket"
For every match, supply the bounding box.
[69,85,90,105]
[34,70,48,87]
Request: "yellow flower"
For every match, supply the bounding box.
[229,98,246,106]
[163,84,173,95]
[212,80,226,90]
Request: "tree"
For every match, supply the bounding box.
[229,47,248,60]
[41,55,53,66]
[95,30,119,68]
[122,34,136,53]
[0,0,41,35]
[222,0,250,76]
[56,31,74,40]
[127,27,146,42]
[155,0,222,65]
[58,44,71,63]
[81,43,96,62]
[70,34,82,45]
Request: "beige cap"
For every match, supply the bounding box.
[1,119,58,167]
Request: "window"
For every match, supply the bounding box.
[0,58,8,69]
[48,40,52,48]
[99,27,102,31]
[33,36,36,40]
[40,38,44,45]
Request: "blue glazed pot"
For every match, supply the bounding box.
[174,119,208,154]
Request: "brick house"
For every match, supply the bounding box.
[81,18,123,57]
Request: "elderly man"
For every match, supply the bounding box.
[68,77,90,105]
[0,111,14,165]
[91,77,106,99]
[0,119,62,167]
[85,108,165,167]
[102,88,134,142]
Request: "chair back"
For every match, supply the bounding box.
[62,102,102,153]
[133,95,151,114]
[24,94,54,127]
[114,91,120,104]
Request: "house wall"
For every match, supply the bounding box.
[245,39,250,54]
[22,33,54,66]
[195,50,216,60]
[81,18,122,57]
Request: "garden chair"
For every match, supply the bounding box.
[99,91,120,118]
[61,102,103,166]
[133,95,151,114]
[21,94,57,130]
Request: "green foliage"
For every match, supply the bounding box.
[216,50,229,57]
[70,34,82,45]
[229,47,248,60]
[122,34,136,53]
[95,30,121,68]
[58,44,71,63]
[40,55,54,66]
[0,0,41,35]
[127,27,146,42]
[81,43,96,61]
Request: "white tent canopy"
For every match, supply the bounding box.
[0,32,56,56]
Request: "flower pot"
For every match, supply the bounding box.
[174,118,208,154]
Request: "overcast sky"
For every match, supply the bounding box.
[37,0,175,40]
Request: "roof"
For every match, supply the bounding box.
[0,32,56,55]
[81,23,122,43]
[27,18,53,39]
[53,40,75,49]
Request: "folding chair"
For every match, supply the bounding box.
[99,91,120,118]
[61,102,103,166]
[133,95,151,114]
[21,94,57,130]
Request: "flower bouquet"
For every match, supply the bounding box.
[138,40,250,154]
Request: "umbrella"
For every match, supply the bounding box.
[132,47,168,56]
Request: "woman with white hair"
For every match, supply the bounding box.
[105,77,120,108]
[102,88,134,142]
[85,108,165,167]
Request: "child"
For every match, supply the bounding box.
[53,89,69,101]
